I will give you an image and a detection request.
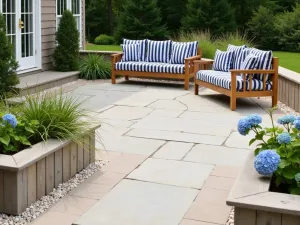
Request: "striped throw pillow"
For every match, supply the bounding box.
[249,48,273,80]
[146,40,172,63]
[169,43,192,64]
[123,39,147,61]
[213,50,234,72]
[227,44,248,69]
[121,44,140,62]
[240,54,259,79]
[174,41,199,56]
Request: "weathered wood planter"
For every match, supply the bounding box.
[227,152,300,225]
[0,131,96,215]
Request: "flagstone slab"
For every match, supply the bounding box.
[127,158,214,189]
[225,132,255,149]
[73,179,198,225]
[96,134,165,155]
[148,109,184,118]
[147,100,187,110]
[127,128,227,145]
[132,117,232,136]
[183,144,249,166]
[152,142,194,160]
[97,106,153,120]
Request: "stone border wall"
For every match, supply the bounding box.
[0,132,96,215]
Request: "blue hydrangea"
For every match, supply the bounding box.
[254,150,280,176]
[277,132,292,144]
[295,173,300,183]
[277,115,297,125]
[2,114,17,128]
[237,118,252,136]
[247,114,262,126]
[294,119,300,130]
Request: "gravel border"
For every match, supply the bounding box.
[0,160,107,225]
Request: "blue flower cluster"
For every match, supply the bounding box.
[277,132,292,144]
[277,115,297,125]
[254,150,281,176]
[2,114,17,128]
[237,114,262,136]
[294,119,300,130]
[295,173,300,183]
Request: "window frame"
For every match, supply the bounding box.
[56,0,82,47]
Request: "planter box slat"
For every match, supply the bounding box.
[282,215,299,225]
[4,171,18,214]
[234,208,256,225]
[83,137,90,168]
[257,211,281,225]
[54,149,63,187]
[90,133,95,163]
[18,169,28,213]
[27,163,37,206]
[45,154,55,194]
[62,145,71,182]
[0,171,3,211]
[36,158,46,200]
[77,144,84,172]
[70,143,77,177]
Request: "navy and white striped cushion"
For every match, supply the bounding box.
[121,44,140,62]
[213,50,234,72]
[227,44,248,69]
[169,43,191,64]
[115,62,185,74]
[196,70,272,91]
[249,48,273,80]
[146,40,172,63]
[123,39,147,61]
[240,54,259,79]
[174,41,199,56]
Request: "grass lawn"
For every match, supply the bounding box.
[273,51,300,73]
[85,44,121,51]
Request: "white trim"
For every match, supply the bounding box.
[35,0,42,70]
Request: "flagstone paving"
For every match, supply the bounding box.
[29,80,286,225]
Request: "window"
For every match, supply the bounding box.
[56,0,81,46]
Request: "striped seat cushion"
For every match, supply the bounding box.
[249,48,273,80]
[115,62,185,74]
[213,50,234,72]
[169,43,192,64]
[227,44,248,69]
[146,40,172,63]
[123,39,147,61]
[196,70,272,91]
[121,44,140,62]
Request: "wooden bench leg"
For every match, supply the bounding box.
[184,77,189,90]
[125,76,129,81]
[272,94,278,107]
[111,71,116,84]
[230,97,236,111]
[194,83,199,95]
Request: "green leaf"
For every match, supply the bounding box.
[279,159,291,169]
[290,187,300,195]
[275,176,283,186]
[254,148,260,156]
[249,138,256,146]
[0,134,10,146]
[25,126,34,133]
[30,120,39,125]
[283,167,299,180]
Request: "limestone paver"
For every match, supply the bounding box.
[183,144,249,166]
[67,182,112,200]
[85,171,126,185]
[50,196,97,215]
[127,158,214,189]
[225,131,255,149]
[132,116,232,136]
[202,176,235,191]
[147,99,187,110]
[88,82,146,92]
[152,142,194,160]
[127,128,227,145]
[96,134,165,155]
[30,211,79,225]
[195,188,229,206]
[73,179,198,225]
[97,106,153,120]
[180,219,216,225]
[211,166,241,179]
[148,108,184,118]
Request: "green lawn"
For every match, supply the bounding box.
[273,51,300,73]
[86,44,121,51]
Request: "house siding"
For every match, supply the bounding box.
[41,0,85,71]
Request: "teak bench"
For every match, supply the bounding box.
[194,58,279,111]
[111,47,202,90]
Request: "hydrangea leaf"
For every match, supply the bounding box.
[0,134,10,146]
[290,187,300,195]
[249,138,256,146]
[278,159,291,169]
[283,167,299,180]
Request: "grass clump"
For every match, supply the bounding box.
[80,54,111,80]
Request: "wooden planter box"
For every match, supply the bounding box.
[227,152,300,225]
[0,131,96,215]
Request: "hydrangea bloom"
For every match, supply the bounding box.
[277,132,292,144]
[295,173,300,183]
[237,118,252,136]
[247,114,262,126]
[294,119,300,130]
[277,115,297,125]
[254,150,280,176]
[2,114,17,128]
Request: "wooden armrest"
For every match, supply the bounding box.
[185,55,201,61]
[111,53,123,63]
[194,59,214,65]
[230,69,276,74]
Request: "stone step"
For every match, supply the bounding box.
[16,70,80,96]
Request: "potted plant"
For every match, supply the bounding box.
[227,108,300,224]
[0,91,100,215]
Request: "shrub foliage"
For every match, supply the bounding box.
[94,34,115,45]
[80,54,111,80]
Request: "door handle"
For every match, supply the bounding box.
[19,19,24,29]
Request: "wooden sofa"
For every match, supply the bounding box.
[111,47,202,90]
[194,58,279,111]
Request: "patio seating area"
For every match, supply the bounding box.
[28,80,285,225]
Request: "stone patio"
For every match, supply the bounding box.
[29,80,285,225]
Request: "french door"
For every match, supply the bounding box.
[2,0,38,71]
